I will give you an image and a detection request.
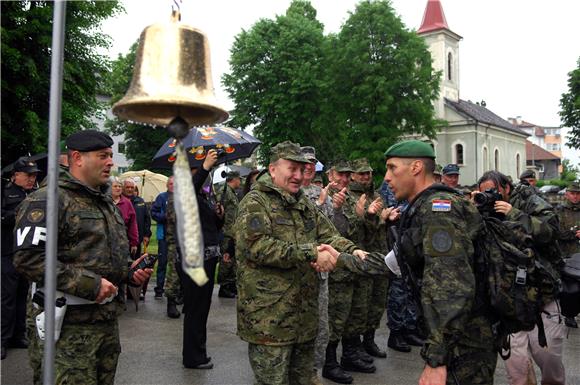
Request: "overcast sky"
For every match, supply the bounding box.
[101,0,580,165]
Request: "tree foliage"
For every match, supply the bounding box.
[103,42,170,172]
[328,0,441,178]
[1,0,123,166]
[222,1,329,164]
[222,0,441,173]
[559,57,580,150]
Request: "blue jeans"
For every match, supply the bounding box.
[156,239,168,291]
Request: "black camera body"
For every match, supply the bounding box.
[215,148,226,157]
[474,188,503,217]
[128,254,157,283]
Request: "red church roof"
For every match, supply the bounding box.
[418,0,450,34]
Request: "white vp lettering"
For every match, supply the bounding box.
[16,226,47,246]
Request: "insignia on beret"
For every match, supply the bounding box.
[431,199,451,212]
[27,208,45,223]
[431,230,453,253]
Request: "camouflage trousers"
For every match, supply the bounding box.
[366,276,389,331]
[343,276,371,338]
[27,319,120,385]
[447,347,497,385]
[248,340,315,385]
[314,273,329,369]
[164,249,183,300]
[328,279,354,342]
[386,277,419,332]
[217,256,236,287]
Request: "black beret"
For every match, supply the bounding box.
[65,130,113,152]
[519,169,536,179]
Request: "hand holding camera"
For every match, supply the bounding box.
[128,254,156,286]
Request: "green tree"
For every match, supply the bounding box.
[329,0,441,179]
[560,158,578,182]
[1,1,123,166]
[559,57,580,150]
[103,42,170,172]
[222,0,329,164]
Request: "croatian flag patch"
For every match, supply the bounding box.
[432,199,451,212]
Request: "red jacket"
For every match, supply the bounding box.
[115,195,138,248]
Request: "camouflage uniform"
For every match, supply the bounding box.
[217,183,239,289]
[554,199,580,258]
[163,192,183,302]
[504,183,566,385]
[397,187,497,384]
[301,183,332,370]
[235,165,357,385]
[13,168,129,385]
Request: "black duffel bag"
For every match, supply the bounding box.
[559,253,580,318]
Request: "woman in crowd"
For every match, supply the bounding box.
[110,176,138,256]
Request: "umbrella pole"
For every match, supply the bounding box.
[44,1,66,384]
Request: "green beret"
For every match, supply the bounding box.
[270,141,310,164]
[384,140,435,159]
[66,130,114,152]
[352,158,373,173]
[433,164,443,176]
[331,160,353,173]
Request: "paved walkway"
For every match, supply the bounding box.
[2,286,579,384]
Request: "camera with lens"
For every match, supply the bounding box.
[474,188,503,217]
[215,148,226,158]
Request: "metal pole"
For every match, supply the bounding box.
[44,1,66,384]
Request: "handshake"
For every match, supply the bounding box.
[310,244,367,273]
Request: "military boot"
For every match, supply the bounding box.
[352,335,374,363]
[322,341,353,384]
[167,298,181,319]
[340,337,376,373]
[403,329,425,347]
[363,330,387,358]
[387,330,411,352]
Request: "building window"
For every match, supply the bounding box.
[118,142,126,154]
[482,146,488,172]
[447,52,453,81]
[546,143,560,151]
[494,149,500,171]
[455,143,464,165]
[516,153,521,176]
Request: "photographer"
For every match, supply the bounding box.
[476,170,565,385]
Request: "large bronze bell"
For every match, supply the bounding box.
[113,12,228,127]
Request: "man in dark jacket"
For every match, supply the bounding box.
[150,176,174,298]
[1,157,40,360]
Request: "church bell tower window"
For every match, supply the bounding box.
[447,52,453,81]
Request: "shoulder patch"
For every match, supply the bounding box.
[431,230,453,253]
[432,199,451,212]
[27,208,45,223]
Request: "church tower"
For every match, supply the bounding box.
[417,0,461,119]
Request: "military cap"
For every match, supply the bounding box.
[13,157,40,174]
[433,164,443,176]
[270,141,310,164]
[384,140,435,159]
[519,169,536,180]
[352,158,373,173]
[226,170,241,179]
[313,173,323,183]
[331,160,353,173]
[65,130,114,152]
[568,181,580,192]
[442,164,460,175]
[300,146,318,164]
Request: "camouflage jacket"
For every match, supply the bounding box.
[217,184,239,255]
[398,186,494,368]
[302,183,333,218]
[554,200,580,258]
[13,168,129,323]
[234,173,357,346]
[348,181,388,252]
[507,184,562,267]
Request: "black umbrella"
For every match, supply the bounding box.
[151,126,261,169]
